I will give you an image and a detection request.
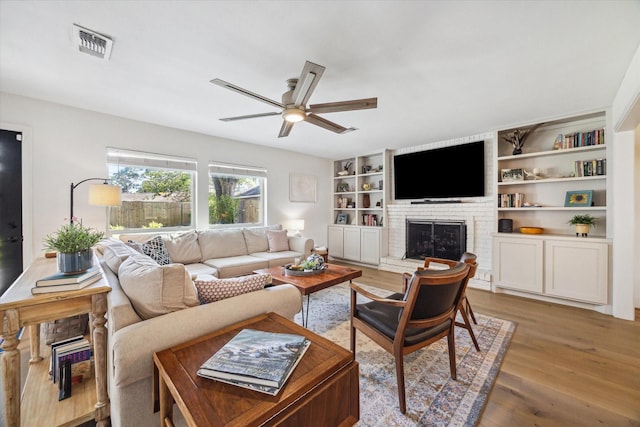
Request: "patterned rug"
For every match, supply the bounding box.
[294,282,515,427]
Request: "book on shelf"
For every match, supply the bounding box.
[50,336,92,383]
[31,273,102,294]
[197,328,310,391]
[35,266,100,287]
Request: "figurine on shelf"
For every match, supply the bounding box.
[502,123,542,155]
[337,161,352,176]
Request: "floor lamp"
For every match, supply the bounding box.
[70,178,122,225]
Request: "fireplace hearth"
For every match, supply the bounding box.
[405,219,466,261]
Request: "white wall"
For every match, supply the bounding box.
[611,42,640,319]
[0,92,333,265]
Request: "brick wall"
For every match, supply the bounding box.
[380,132,496,290]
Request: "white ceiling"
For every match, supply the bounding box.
[1,1,640,159]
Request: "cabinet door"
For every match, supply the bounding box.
[360,228,380,264]
[343,228,361,261]
[493,237,543,293]
[328,226,344,259]
[544,240,608,304]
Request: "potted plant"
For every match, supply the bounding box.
[43,223,104,273]
[568,214,597,237]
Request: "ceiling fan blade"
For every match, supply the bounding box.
[210,78,284,110]
[278,121,295,138]
[305,113,356,134]
[308,97,378,114]
[290,61,325,107]
[219,112,281,122]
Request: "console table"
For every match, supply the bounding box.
[0,256,111,427]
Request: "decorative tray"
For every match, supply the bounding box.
[284,264,327,277]
[520,227,544,234]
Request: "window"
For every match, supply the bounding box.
[209,162,267,227]
[106,148,197,232]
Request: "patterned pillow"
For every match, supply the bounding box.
[194,273,271,304]
[142,236,172,265]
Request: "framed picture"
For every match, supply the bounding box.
[289,174,316,202]
[337,182,350,192]
[564,190,594,207]
[336,213,349,224]
[501,168,524,182]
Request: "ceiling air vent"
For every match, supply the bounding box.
[72,24,113,60]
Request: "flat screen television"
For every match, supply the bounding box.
[393,141,485,200]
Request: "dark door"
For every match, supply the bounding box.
[0,129,23,295]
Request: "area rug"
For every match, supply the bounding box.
[294,282,515,427]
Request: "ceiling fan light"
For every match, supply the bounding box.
[283,109,305,123]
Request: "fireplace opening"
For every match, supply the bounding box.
[405,219,466,261]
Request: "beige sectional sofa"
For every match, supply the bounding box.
[98,225,310,427]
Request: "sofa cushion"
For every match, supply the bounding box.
[267,229,290,252]
[242,228,270,253]
[184,263,219,278]
[250,251,301,268]
[118,252,199,320]
[141,235,172,265]
[194,273,271,304]
[103,242,139,274]
[202,255,269,278]
[163,230,202,264]
[198,229,248,259]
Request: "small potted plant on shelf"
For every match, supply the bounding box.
[567,214,597,237]
[43,223,104,273]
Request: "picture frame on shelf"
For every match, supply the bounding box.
[501,168,524,182]
[564,190,594,207]
[336,213,349,225]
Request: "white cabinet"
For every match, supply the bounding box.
[493,234,609,305]
[328,226,344,258]
[544,239,608,304]
[328,225,388,265]
[492,236,543,293]
[343,228,361,260]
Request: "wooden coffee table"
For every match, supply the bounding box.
[153,312,359,427]
[253,264,362,327]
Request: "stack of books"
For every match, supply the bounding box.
[49,335,93,400]
[197,328,310,396]
[32,266,102,294]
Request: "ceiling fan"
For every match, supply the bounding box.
[210,60,377,138]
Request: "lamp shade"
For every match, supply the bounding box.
[88,183,122,206]
[290,219,305,232]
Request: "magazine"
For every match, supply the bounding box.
[35,266,100,286]
[197,328,309,388]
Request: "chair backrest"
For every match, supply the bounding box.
[459,252,478,279]
[402,262,470,325]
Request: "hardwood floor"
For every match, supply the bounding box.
[338,261,640,426]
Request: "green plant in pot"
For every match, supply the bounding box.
[568,214,597,237]
[43,223,104,274]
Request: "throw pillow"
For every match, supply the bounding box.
[118,252,199,320]
[266,230,289,252]
[163,230,202,264]
[194,273,271,304]
[142,235,172,265]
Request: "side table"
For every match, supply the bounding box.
[0,256,111,427]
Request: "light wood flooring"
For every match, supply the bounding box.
[341,261,640,427]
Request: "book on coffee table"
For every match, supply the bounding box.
[197,328,310,393]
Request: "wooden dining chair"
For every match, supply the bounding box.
[401,252,480,352]
[350,262,471,414]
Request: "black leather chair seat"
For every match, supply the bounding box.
[355,292,452,346]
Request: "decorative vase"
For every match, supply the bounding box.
[57,249,94,274]
[362,194,370,208]
[575,224,590,237]
[512,147,522,155]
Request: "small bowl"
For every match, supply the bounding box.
[520,227,544,234]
